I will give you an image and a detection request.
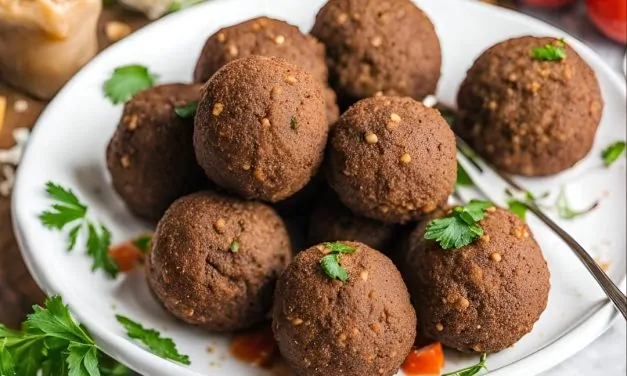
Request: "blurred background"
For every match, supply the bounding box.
[0,0,625,374]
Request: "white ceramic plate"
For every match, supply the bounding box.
[12,0,627,375]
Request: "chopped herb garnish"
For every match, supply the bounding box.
[442,353,488,376]
[40,182,119,278]
[456,162,474,187]
[507,199,528,220]
[229,240,240,253]
[103,65,158,104]
[132,234,152,253]
[167,0,205,13]
[555,187,598,220]
[0,295,131,376]
[532,39,567,61]
[290,116,298,130]
[174,100,198,119]
[116,315,190,365]
[320,242,357,282]
[601,141,626,167]
[424,200,492,250]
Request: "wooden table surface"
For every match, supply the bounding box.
[0,5,150,329]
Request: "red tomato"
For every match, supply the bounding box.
[401,342,445,376]
[586,0,627,43]
[520,0,575,8]
[108,242,143,272]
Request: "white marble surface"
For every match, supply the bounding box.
[512,2,626,375]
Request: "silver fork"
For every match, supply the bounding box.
[455,135,627,319]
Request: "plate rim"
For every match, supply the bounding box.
[11,0,626,375]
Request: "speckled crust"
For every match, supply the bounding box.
[455,36,603,176]
[194,56,328,202]
[311,0,441,102]
[106,83,206,221]
[192,17,340,125]
[273,242,416,376]
[402,207,550,353]
[308,190,398,253]
[326,96,457,224]
[146,191,292,332]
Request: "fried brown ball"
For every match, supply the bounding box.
[308,190,398,252]
[194,56,328,202]
[326,96,457,224]
[311,0,441,103]
[402,207,550,353]
[193,17,340,124]
[273,241,416,376]
[106,83,206,221]
[456,36,603,176]
[147,191,292,332]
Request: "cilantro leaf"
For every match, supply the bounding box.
[0,339,16,376]
[507,199,528,220]
[167,0,205,13]
[68,224,82,251]
[320,253,348,282]
[39,182,87,230]
[424,200,492,250]
[86,223,118,278]
[532,39,567,61]
[174,101,198,119]
[229,240,240,253]
[323,242,356,253]
[602,141,626,167]
[132,234,152,253]
[26,296,93,344]
[442,353,488,376]
[66,343,100,376]
[116,315,190,365]
[456,162,473,187]
[103,65,158,104]
[555,187,598,220]
[98,358,132,376]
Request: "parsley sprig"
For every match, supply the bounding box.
[424,200,492,250]
[602,141,626,167]
[442,353,488,376]
[174,100,198,119]
[456,162,473,187]
[320,242,357,282]
[532,39,567,61]
[0,295,131,376]
[103,65,158,104]
[39,182,119,278]
[116,316,190,365]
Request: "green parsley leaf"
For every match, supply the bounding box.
[555,187,598,220]
[86,223,118,279]
[0,339,16,376]
[229,240,240,253]
[174,101,198,119]
[507,199,528,221]
[424,200,492,250]
[456,162,473,187]
[320,253,348,282]
[39,182,87,230]
[0,295,129,376]
[68,224,82,251]
[66,343,100,376]
[442,353,488,376]
[290,116,298,130]
[103,65,158,104]
[323,242,356,253]
[116,315,190,365]
[132,234,152,253]
[166,0,205,13]
[98,358,132,376]
[532,39,567,61]
[601,141,626,167]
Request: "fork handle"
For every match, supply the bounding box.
[528,204,627,319]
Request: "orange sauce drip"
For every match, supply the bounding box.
[229,325,278,368]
